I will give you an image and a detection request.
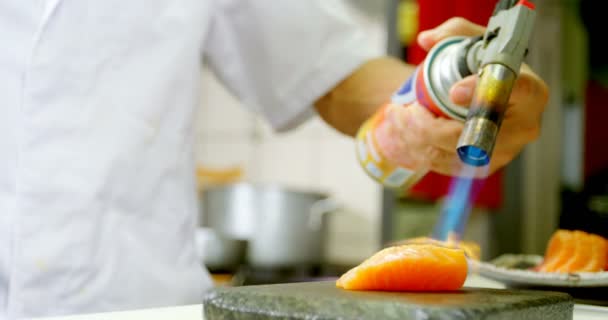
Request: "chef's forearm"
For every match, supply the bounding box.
[314,57,415,137]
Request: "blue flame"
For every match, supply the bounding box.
[432,165,488,241]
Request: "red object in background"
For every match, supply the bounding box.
[404,0,503,209]
[584,80,608,180]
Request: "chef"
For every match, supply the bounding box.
[0,1,548,319]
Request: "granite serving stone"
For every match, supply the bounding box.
[203,281,573,320]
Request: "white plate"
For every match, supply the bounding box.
[470,254,608,288]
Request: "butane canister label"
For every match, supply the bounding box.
[355,104,416,189]
[391,67,418,105]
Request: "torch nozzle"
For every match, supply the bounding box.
[455,0,535,167]
[456,63,516,167]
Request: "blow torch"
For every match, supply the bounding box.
[457,0,536,166]
[356,0,537,190]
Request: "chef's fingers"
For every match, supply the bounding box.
[450,64,548,129]
[503,64,549,132]
[418,17,485,51]
[390,102,505,177]
[397,103,464,153]
[450,75,477,106]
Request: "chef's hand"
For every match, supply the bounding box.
[387,17,549,177]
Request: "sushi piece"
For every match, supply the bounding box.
[336,244,468,291]
[537,229,608,273]
[391,236,481,261]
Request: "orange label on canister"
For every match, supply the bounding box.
[355,104,416,188]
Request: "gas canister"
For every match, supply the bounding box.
[356,36,480,190]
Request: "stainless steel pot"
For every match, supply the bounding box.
[200,183,339,268]
[195,227,246,272]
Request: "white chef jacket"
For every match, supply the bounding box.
[0,0,374,319]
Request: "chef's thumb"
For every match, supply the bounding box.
[450,75,476,106]
[418,17,485,51]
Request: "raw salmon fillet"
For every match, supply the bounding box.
[537,229,608,273]
[392,236,481,261]
[336,244,468,291]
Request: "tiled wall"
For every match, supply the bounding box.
[195,3,388,264]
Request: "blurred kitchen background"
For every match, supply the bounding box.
[195,0,608,286]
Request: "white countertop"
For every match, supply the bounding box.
[36,275,608,320]
[36,305,203,320]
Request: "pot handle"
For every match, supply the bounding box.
[308,198,341,230]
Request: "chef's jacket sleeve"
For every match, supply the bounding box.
[204,0,379,132]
